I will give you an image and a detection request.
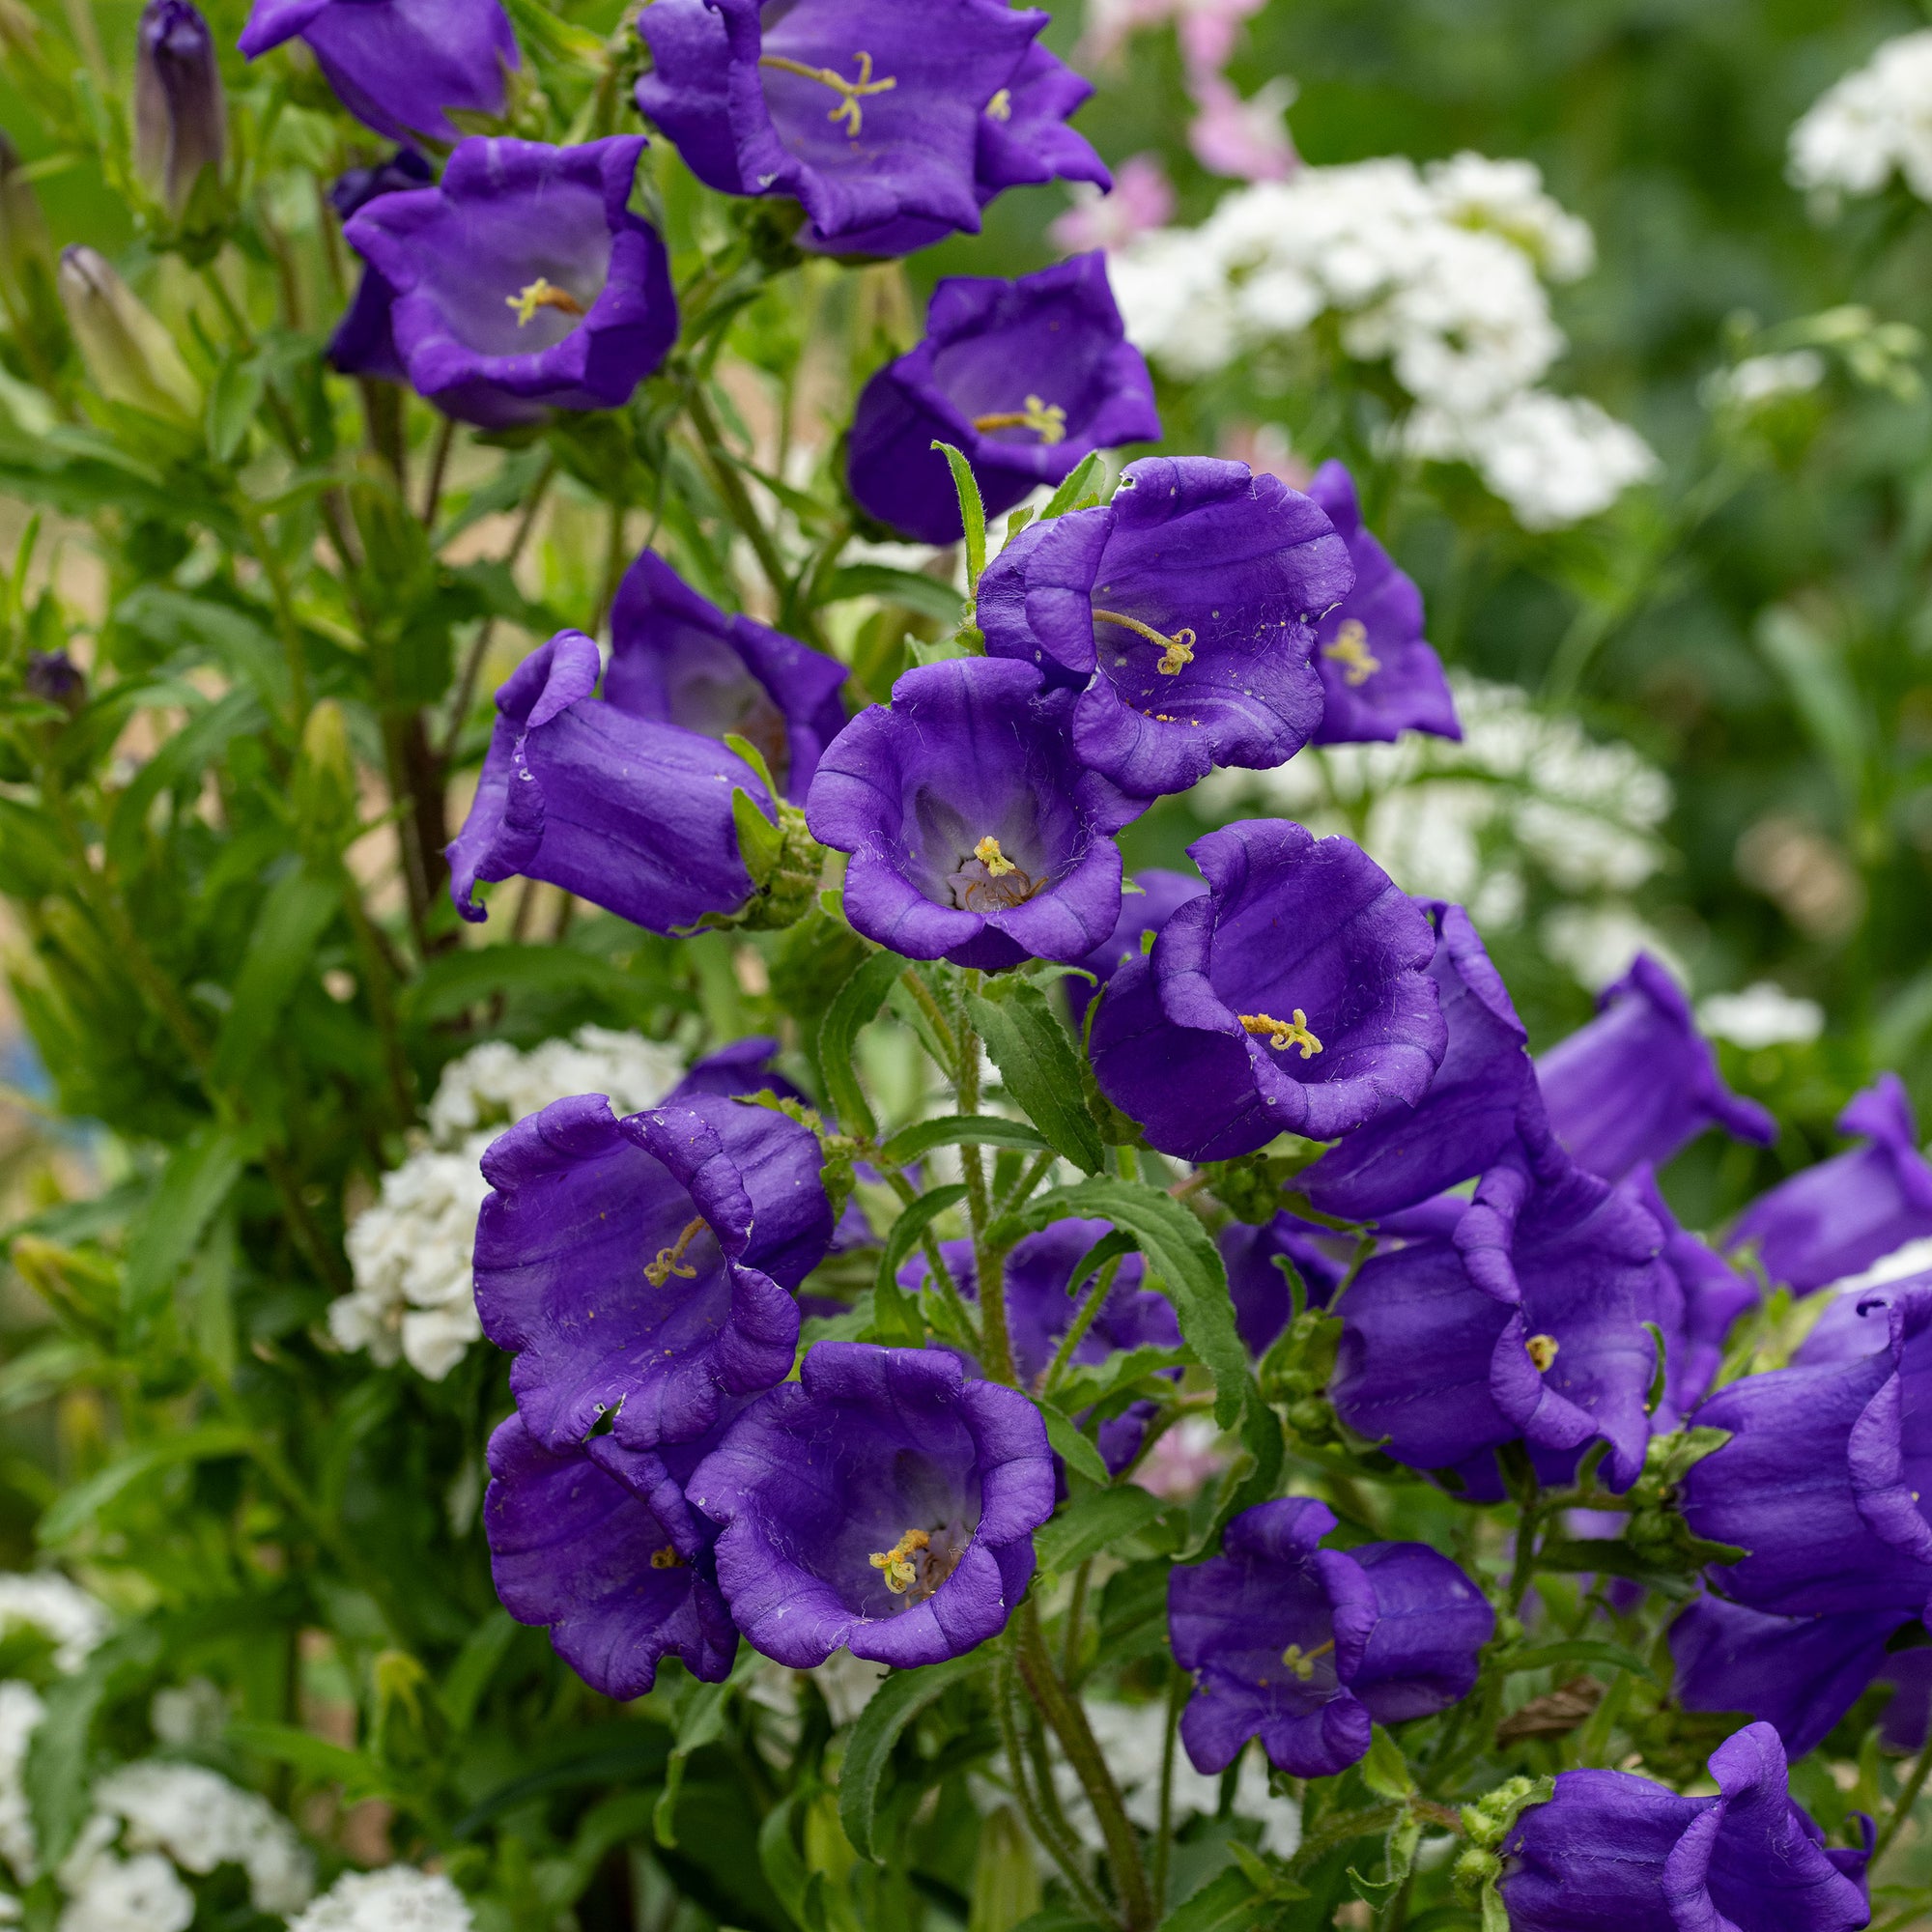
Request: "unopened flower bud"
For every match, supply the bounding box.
[24,649,86,716]
[134,0,225,218]
[56,244,201,422]
[0,132,48,296]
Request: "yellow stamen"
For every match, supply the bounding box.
[1526,1333,1560,1373]
[1322,618,1381,687]
[644,1215,706,1289]
[1094,607,1198,676]
[1239,1009,1323,1059]
[1281,1637,1335,1682]
[869,1526,931,1595]
[985,87,1012,121]
[973,835,1017,878]
[506,276,585,327]
[650,1545,684,1570]
[971,395,1067,445]
[759,48,896,137]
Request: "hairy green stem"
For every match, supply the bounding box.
[995,1652,1116,1928]
[1876,1745,1932,1862]
[1041,1252,1124,1397]
[954,1002,1014,1384]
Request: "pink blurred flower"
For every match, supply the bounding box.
[1218,419,1312,489]
[1130,1416,1229,1502]
[1048,151,1177,252]
[1186,71,1298,182]
[1079,0,1266,71]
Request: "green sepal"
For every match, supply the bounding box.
[929,439,986,591]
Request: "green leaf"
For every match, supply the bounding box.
[655,1650,761,1849]
[206,354,265,465]
[440,1607,518,1733]
[227,1721,399,1802]
[1022,1179,1249,1427]
[838,1651,985,1861]
[1036,1400,1111,1487]
[872,1183,968,1344]
[824,563,967,628]
[1359,1723,1413,1800]
[968,981,1104,1174]
[1038,452,1107,523]
[1158,1867,1272,1932]
[121,1125,245,1332]
[211,866,340,1089]
[879,1115,1050,1166]
[1347,1865,1406,1909]
[452,1723,672,1836]
[1051,1342,1193,1415]
[1036,1485,1166,1576]
[26,1625,163,1864]
[1503,1637,1657,1684]
[816,950,905,1143]
[733,785,783,887]
[403,944,644,1023]
[929,440,986,591]
[1481,1885,1511,1932]
[38,1424,254,1545]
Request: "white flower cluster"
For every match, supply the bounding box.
[1695,982,1825,1050]
[334,1026,687,1380]
[0,1573,110,1674]
[1199,674,1675,989]
[1789,31,1932,205]
[287,1866,475,1932]
[1107,155,1657,528]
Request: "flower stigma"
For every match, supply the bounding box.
[649,1545,684,1570]
[971,395,1068,444]
[1322,619,1381,687]
[974,835,1017,877]
[506,276,585,327]
[948,838,1045,912]
[1525,1333,1560,1373]
[1281,1637,1335,1682]
[758,49,896,136]
[1094,607,1197,675]
[1239,1009,1324,1059]
[868,1522,969,1605]
[644,1215,706,1289]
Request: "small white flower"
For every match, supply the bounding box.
[0,1574,110,1674]
[1827,1236,1932,1302]
[1790,31,1932,204]
[286,1866,475,1932]
[1695,983,1825,1051]
[148,1678,226,1749]
[55,1852,194,1932]
[1706,351,1827,411]
[424,1026,685,1146]
[0,1682,44,1882]
[1541,905,1684,993]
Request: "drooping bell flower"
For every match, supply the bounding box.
[808,42,1113,257]
[1301,899,1532,1221]
[1303,463,1459,747]
[605,550,849,801]
[484,1411,739,1697]
[134,0,225,219]
[687,1342,1055,1668]
[902,1219,1180,1472]
[447,631,776,936]
[979,457,1354,799]
[1168,1496,1491,1779]
[1677,1286,1932,1621]
[1725,1074,1932,1294]
[846,253,1160,546]
[324,149,433,385]
[239,0,518,146]
[1534,953,1776,1184]
[1330,1138,1666,1493]
[1669,1592,1909,1761]
[1088,818,1444,1161]
[337,136,675,429]
[1065,866,1206,1031]
[1498,1722,1870,1932]
[803,656,1143,973]
[472,1088,832,1451]
[1218,1212,1350,1357]
[634,0,1042,251]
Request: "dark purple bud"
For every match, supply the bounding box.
[1301,899,1531,1220]
[327,147,433,222]
[801,42,1112,257]
[1088,818,1444,1161]
[1499,1722,1869,1932]
[323,153,431,385]
[1331,1140,1666,1492]
[1169,1496,1491,1778]
[635,0,1041,252]
[980,457,1354,799]
[847,253,1159,546]
[804,656,1144,973]
[688,1342,1055,1667]
[1725,1074,1932,1294]
[1535,953,1776,1183]
[1217,1211,1351,1357]
[484,1411,739,1697]
[1669,1593,1907,1760]
[474,1089,831,1453]
[446,630,777,935]
[1065,866,1206,1033]
[24,649,86,716]
[606,550,849,802]
[1303,462,1459,746]
[134,0,225,218]
[240,0,518,147]
[339,137,675,429]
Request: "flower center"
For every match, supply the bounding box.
[1322,619,1381,687]
[759,49,897,137]
[971,395,1067,445]
[948,837,1045,912]
[868,1522,969,1605]
[1525,1333,1560,1373]
[644,1215,706,1289]
[1239,1009,1324,1059]
[1281,1637,1335,1682]
[506,277,585,328]
[1094,607,1197,676]
[649,1545,684,1570]
[985,87,1012,121]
